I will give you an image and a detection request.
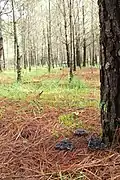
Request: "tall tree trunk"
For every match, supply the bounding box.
[11,0,17,71]
[11,0,21,81]
[76,37,81,68]
[82,4,86,67]
[27,3,32,72]
[48,0,51,73]
[23,52,27,69]
[91,0,95,66]
[33,38,37,67]
[95,53,97,65]
[0,11,3,72]
[22,34,27,69]
[89,46,92,66]
[69,0,73,82]
[73,24,76,71]
[63,0,70,67]
[75,4,81,68]
[99,0,120,145]
[3,47,5,70]
[42,27,47,66]
[29,48,32,72]
[41,32,44,67]
[16,45,21,82]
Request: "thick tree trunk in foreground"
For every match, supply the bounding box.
[0,11,3,72]
[99,0,120,145]
[0,35,3,72]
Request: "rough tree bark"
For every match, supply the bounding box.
[73,24,76,71]
[99,0,120,145]
[76,36,81,68]
[29,48,32,72]
[3,47,5,70]
[69,0,73,82]
[62,0,70,67]
[11,0,21,81]
[75,5,81,68]
[91,0,95,66]
[16,45,21,82]
[48,0,51,73]
[0,9,3,72]
[89,46,92,66]
[11,0,17,71]
[22,32,27,70]
[82,4,86,67]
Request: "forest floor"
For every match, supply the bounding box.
[0,67,120,180]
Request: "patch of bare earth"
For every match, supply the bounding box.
[26,70,68,84]
[0,98,120,180]
[75,67,100,89]
[0,77,14,84]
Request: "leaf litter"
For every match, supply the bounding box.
[0,98,120,180]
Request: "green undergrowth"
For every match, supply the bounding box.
[58,112,97,134]
[38,171,85,180]
[0,68,99,108]
[58,171,85,180]
[59,113,83,129]
[0,67,59,82]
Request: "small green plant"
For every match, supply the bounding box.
[59,113,83,129]
[58,171,85,180]
[68,77,87,90]
[76,171,85,180]
[51,129,60,138]
[100,101,107,112]
[0,109,4,118]
[59,113,76,127]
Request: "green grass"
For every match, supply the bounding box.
[50,171,85,180]
[0,67,61,81]
[0,68,99,180]
[59,112,83,129]
[0,68,99,108]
